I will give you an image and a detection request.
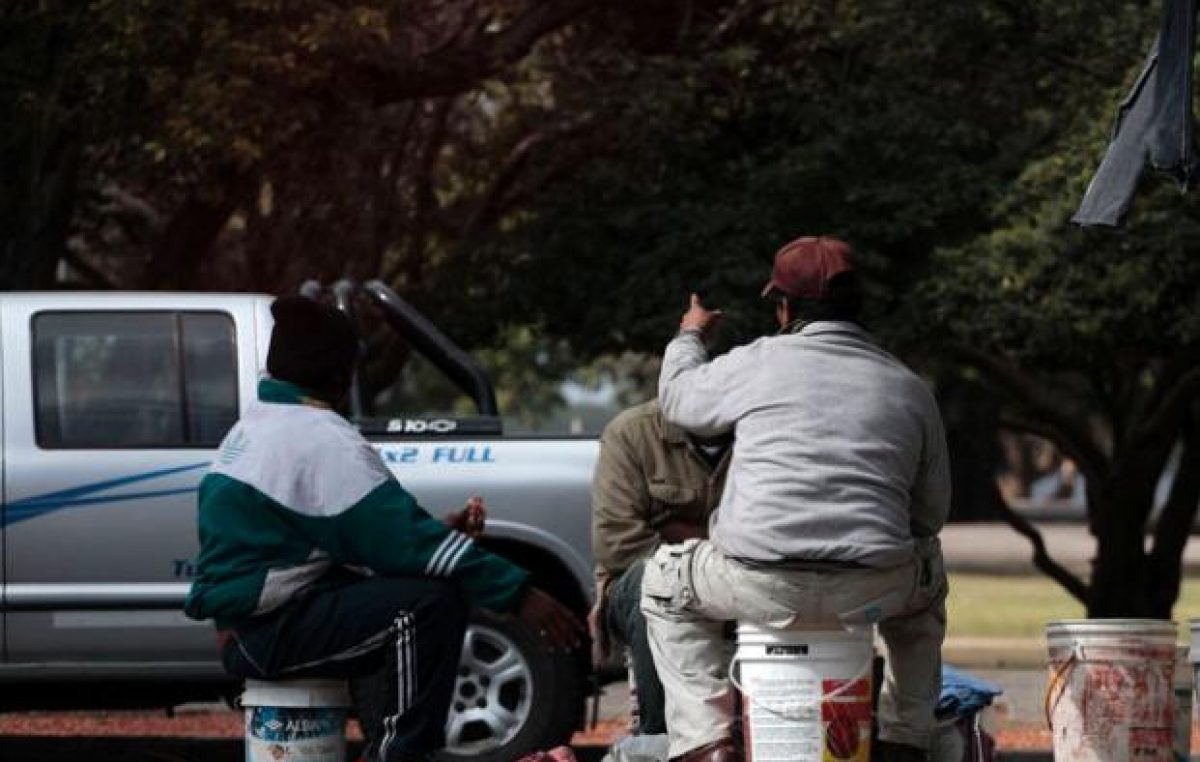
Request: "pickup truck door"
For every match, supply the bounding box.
[2,296,262,672]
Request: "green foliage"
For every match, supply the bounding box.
[924,193,1200,365]
[890,2,1200,615]
[365,324,576,429]
[919,72,1200,366]
[475,327,575,430]
[506,0,1160,355]
[3,0,598,296]
[474,0,1200,612]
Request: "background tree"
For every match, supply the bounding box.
[497,0,1198,616]
[6,0,1197,616]
[508,0,1112,352]
[919,120,1200,618]
[2,0,594,299]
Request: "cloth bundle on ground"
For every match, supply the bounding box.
[937,666,1002,719]
[932,665,1002,762]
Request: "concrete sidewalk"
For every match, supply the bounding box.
[941,521,1200,577]
[0,737,1055,761]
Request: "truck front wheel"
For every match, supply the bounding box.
[436,609,584,761]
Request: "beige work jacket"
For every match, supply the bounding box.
[591,399,729,597]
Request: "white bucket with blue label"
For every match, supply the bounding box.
[242,679,351,762]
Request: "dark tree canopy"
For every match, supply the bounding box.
[499,0,1198,615]
[4,0,1198,616]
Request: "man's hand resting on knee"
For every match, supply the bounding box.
[518,587,584,652]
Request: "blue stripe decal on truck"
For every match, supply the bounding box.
[2,462,208,528]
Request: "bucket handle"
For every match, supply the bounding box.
[1043,643,1080,730]
[728,643,875,722]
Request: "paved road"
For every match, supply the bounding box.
[941,520,1200,577]
[0,737,1057,761]
[0,521,1174,762]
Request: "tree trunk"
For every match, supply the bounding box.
[1087,470,1160,617]
[947,425,1009,521]
[141,166,252,290]
[1,131,80,289]
[1145,412,1200,618]
[141,195,238,289]
[994,482,1089,604]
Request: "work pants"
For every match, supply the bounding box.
[223,576,468,762]
[605,560,668,735]
[641,538,947,759]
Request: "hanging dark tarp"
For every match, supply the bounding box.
[1073,0,1199,227]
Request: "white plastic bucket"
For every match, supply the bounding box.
[1045,619,1178,762]
[242,679,352,762]
[1174,645,1192,762]
[732,624,874,762]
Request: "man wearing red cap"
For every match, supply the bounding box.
[640,237,950,762]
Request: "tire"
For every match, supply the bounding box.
[435,609,584,762]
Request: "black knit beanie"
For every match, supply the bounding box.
[266,296,359,400]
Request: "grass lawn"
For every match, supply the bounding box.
[947,573,1200,639]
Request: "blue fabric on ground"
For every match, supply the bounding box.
[938,665,1003,718]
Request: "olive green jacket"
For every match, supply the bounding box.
[591,399,730,598]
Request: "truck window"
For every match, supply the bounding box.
[32,311,238,448]
[366,350,474,420]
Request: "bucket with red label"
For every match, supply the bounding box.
[732,624,874,762]
[1045,619,1178,762]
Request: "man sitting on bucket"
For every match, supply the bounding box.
[640,236,950,762]
[185,295,581,762]
[590,397,731,737]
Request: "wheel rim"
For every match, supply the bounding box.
[444,623,534,754]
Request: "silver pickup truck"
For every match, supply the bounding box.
[0,282,599,761]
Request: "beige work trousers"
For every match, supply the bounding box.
[640,538,947,759]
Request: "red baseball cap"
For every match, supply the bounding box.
[760,236,855,299]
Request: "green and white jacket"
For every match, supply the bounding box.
[184,378,529,628]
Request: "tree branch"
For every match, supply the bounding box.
[704,0,773,47]
[1146,406,1200,616]
[1135,366,1200,449]
[365,104,421,277]
[951,343,1110,481]
[1140,348,1200,418]
[962,386,1091,604]
[385,97,455,285]
[62,239,117,289]
[98,183,166,231]
[459,116,591,241]
[360,0,594,104]
[993,483,1090,604]
[1092,356,1128,448]
[995,414,1103,485]
[142,163,251,289]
